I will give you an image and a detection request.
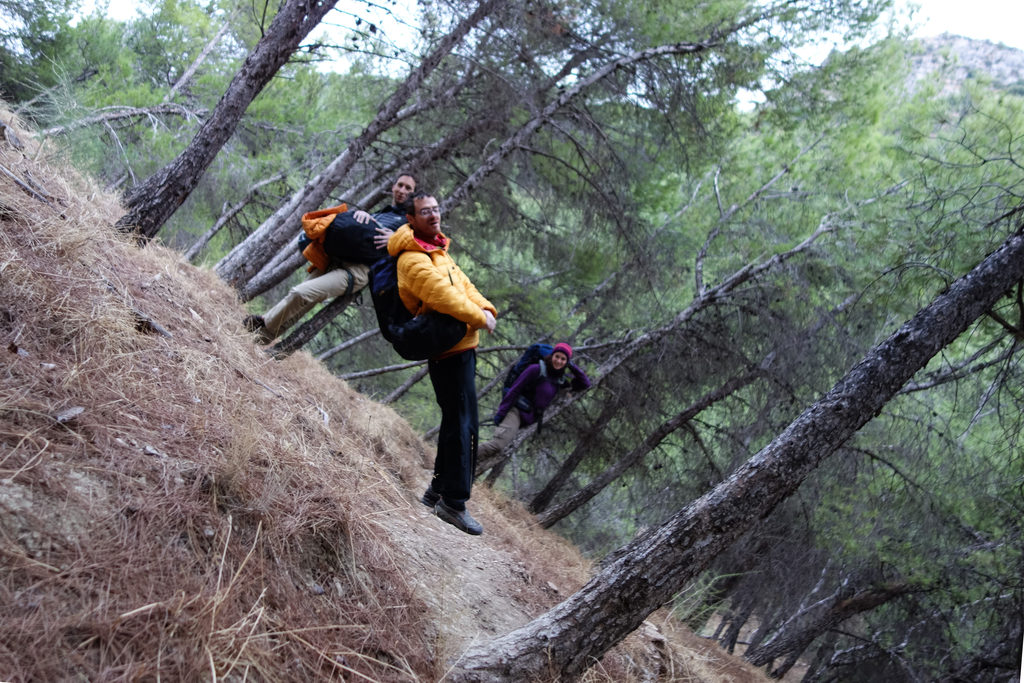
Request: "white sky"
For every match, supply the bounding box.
[903,0,1024,50]
[82,0,1024,52]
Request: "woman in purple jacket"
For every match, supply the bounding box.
[478,342,591,460]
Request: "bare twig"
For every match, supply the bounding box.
[40,104,207,137]
[696,134,825,296]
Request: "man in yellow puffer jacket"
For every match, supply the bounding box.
[388,192,497,535]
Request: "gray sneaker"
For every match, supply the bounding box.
[434,500,483,535]
[420,487,440,508]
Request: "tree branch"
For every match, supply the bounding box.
[40,104,207,137]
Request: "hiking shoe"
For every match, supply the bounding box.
[420,487,440,508]
[243,314,265,333]
[434,500,483,535]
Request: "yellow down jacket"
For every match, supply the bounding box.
[387,225,497,356]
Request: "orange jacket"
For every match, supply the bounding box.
[300,203,347,272]
[387,225,497,356]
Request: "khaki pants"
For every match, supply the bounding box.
[477,410,521,460]
[258,262,369,343]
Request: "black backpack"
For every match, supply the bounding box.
[297,209,403,266]
[322,211,385,265]
[369,256,467,361]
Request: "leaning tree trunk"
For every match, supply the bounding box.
[745,582,914,678]
[533,296,850,523]
[525,402,618,512]
[233,104,502,301]
[441,32,729,213]
[445,224,1024,682]
[798,630,840,683]
[719,597,756,655]
[115,0,338,239]
[479,209,847,477]
[268,291,357,358]
[184,171,288,262]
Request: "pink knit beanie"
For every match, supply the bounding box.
[552,342,573,359]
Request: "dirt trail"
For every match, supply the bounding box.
[371,468,772,681]
[381,492,543,650]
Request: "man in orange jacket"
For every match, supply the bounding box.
[244,173,416,344]
[388,191,497,535]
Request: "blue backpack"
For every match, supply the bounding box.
[502,343,553,395]
[369,256,467,361]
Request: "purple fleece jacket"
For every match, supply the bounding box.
[496,360,591,426]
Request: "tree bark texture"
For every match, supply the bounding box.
[238,238,307,299]
[117,0,339,239]
[446,225,1024,681]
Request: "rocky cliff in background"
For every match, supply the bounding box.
[911,33,1024,94]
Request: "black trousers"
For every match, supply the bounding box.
[427,350,478,510]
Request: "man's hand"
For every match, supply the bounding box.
[352,210,371,224]
[373,226,394,249]
[482,309,496,333]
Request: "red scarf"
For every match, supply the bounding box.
[413,232,448,251]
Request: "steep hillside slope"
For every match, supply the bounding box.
[0,110,771,681]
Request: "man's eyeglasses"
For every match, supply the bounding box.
[417,207,441,216]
